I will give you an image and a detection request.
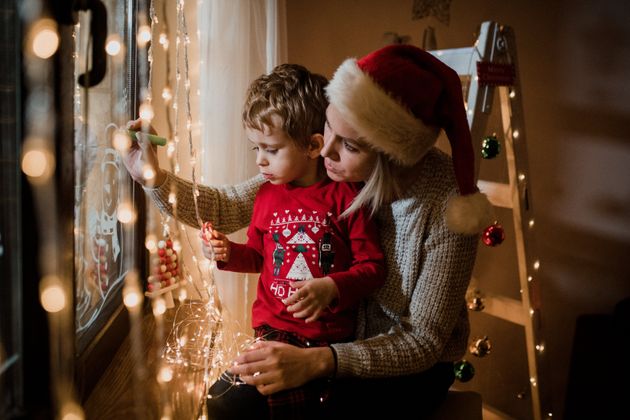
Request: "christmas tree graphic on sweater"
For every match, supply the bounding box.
[267,210,335,299]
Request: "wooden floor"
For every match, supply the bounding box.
[84,308,208,420]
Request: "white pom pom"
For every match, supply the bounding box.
[445,191,494,234]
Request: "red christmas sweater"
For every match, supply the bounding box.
[219,178,385,342]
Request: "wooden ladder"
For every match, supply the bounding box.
[431,21,550,420]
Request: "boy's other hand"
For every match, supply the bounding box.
[283,277,339,323]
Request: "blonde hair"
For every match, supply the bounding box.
[341,153,402,219]
[242,64,328,149]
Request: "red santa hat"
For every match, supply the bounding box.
[326,44,493,234]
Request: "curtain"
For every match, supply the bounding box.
[197,0,287,333]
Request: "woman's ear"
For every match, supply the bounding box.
[307,133,324,159]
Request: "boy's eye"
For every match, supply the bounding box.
[265,148,278,154]
[252,146,259,152]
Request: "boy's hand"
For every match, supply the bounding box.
[283,277,339,323]
[119,119,165,187]
[200,222,231,262]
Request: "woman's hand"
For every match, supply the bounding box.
[282,277,339,323]
[229,341,335,395]
[199,222,231,262]
[120,119,166,187]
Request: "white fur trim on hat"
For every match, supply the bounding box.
[445,191,495,234]
[326,59,440,166]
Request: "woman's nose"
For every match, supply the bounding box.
[321,135,339,160]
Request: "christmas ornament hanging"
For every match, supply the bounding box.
[467,296,485,312]
[469,336,492,357]
[453,359,475,382]
[481,135,501,159]
[482,222,505,247]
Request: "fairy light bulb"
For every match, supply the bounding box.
[518,173,525,182]
[536,343,545,353]
[123,281,142,309]
[158,366,173,383]
[509,89,516,99]
[168,192,176,204]
[139,102,154,121]
[162,87,172,102]
[178,288,188,302]
[40,275,66,313]
[112,130,131,151]
[528,219,535,228]
[137,25,151,47]
[159,33,169,49]
[143,164,156,181]
[153,297,166,316]
[145,234,157,252]
[513,129,520,139]
[117,202,136,224]
[22,149,49,178]
[60,401,85,420]
[105,35,122,56]
[173,240,182,253]
[533,260,540,270]
[31,19,59,59]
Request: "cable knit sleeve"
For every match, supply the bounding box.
[144,172,265,233]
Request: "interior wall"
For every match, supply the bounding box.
[286,0,630,418]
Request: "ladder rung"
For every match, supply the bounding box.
[477,180,513,209]
[478,292,526,326]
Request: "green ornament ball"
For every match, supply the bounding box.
[453,359,475,382]
[481,136,500,159]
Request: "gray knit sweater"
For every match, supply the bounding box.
[147,147,478,379]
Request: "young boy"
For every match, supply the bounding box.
[201,64,385,418]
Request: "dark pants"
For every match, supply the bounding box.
[206,362,454,419]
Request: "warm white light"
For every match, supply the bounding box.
[153,298,166,316]
[145,234,157,252]
[158,366,173,383]
[533,260,540,270]
[123,286,141,309]
[530,377,537,386]
[137,25,151,47]
[536,343,545,353]
[105,35,122,56]
[40,275,66,313]
[112,130,131,151]
[139,102,154,121]
[173,240,182,253]
[513,130,520,139]
[31,19,59,59]
[527,276,533,282]
[518,173,525,181]
[178,288,188,302]
[60,401,85,420]
[143,165,156,181]
[159,33,169,49]
[117,202,136,224]
[168,193,176,204]
[162,87,172,101]
[509,89,516,99]
[22,149,49,178]
[528,219,535,228]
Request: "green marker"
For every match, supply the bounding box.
[127,130,167,146]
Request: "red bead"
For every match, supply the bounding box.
[166,239,173,249]
[482,223,505,246]
[158,248,166,257]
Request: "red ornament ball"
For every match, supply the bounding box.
[482,223,505,247]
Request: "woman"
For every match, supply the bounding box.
[123,45,492,418]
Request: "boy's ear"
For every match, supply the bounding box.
[307,133,324,158]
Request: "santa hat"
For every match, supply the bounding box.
[326,44,493,234]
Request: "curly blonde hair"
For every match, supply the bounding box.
[242,64,328,149]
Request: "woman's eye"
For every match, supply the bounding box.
[265,148,278,154]
[343,140,358,152]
